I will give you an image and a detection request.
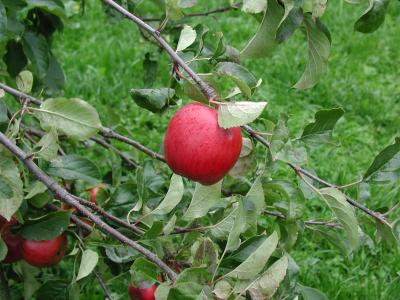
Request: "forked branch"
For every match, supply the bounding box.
[0,132,177,282]
[100,0,389,226]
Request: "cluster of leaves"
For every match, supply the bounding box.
[0,0,83,94]
[0,0,399,299]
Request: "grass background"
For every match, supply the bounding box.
[51,0,400,299]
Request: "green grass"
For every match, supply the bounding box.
[50,0,400,299]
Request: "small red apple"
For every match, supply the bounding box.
[164,103,242,185]
[22,233,67,267]
[1,220,23,264]
[128,284,157,300]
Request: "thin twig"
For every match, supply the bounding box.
[337,178,363,189]
[100,128,165,162]
[91,136,138,169]
[70,195,145,236]
[0,132,177,281]
[141,2,241,22]
[241,123,388,225]
[101,0,218,101]
[93,269,114,300]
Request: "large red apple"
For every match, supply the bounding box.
[128,284,157,300]
[164,103,242,185]
[22,234,67,267]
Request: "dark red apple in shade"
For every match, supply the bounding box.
[164,103,242,185]
[1,220,23,263]
[22,234,67,267]
[128,284,157,300]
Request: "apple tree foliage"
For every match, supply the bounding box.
[0,0,399,299]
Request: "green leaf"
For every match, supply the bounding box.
[229,138,255,177]
[143,52,159,88]
[213,281,232,300]
[376,220,400,249]
[105,245,138,263]
[48,155,101,184]
[216,62,257,98]
[35,127,59,161]
[228,235,267,263]
[225,202,247,251]
[247,255,288,298]
[155,283,171,300]
[264,180,303,220]
[131,88,176,113]
[293,15,331,89]
[28,191,52,208]
[3,40,28,77]
[26,0,67,21]
[312,227,353,256]
[0,1,6,42]
[36,280,68,300]
[76,249,99,281]
[151,174,184,215]
[184,181,221,220]
[21,211,70,240]
[312,0,327,17]
[0,235,7,262]
[270,114,307,165]
[25,181,48,199]
[211,206,239,239]
[218,101,267,128]
[0,100,8,124]
[175,267,209,284]
[143,221,164,239]
[22,32,50,79]
[191,238,219,274]
[320,188,359,250]
[130,257,159,281]
[160,215,175,237]
[241,0,284,59]
[300,108,344,146]
[242,0,267,14]
[43,54,65,93]
[16,70,34,94]
[243,177,265,230]
[166,0,184,20]
[20,261,41,299]
[276,0,304,43]
[0,154,23,220]
[226,231,278,280]
[297,284,329,300]
[354,0,389,33]
[35,98,102,140]
[363,137,400,183]
[176,25,197,52]
[167,282,203,300]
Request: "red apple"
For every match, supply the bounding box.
[128,284,157,300]
[22,234,67,267]
[164,103,242,185]
[1,220,23,264]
